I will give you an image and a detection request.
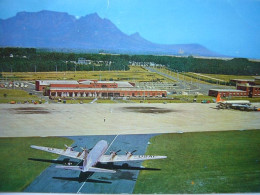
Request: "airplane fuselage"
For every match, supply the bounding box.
[83,140,108,172]
[218,100,250,105]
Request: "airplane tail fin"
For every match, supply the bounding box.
[216,93,223,103]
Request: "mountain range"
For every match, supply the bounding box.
[0,10,220,56]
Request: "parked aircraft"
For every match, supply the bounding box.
[31,140,167,173]
[216,93,251,109]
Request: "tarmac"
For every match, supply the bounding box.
[0,103,260,137]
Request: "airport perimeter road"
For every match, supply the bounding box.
[25,134,156,194]
[0,103,260,137]
[146,67,235,94]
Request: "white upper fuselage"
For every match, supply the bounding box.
[218,100,250,105]
[83,140,108,172]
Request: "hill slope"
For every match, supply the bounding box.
[0,10,219,56]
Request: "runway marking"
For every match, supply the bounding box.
[106,134,119,153]
[77,135,119,193]
[77,175,90,194]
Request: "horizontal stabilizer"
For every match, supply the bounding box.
[99,155,167,163]
[55,165,83,171]
[88,167,116,173]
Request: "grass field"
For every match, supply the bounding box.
[202,74,255,82]
[0,137,74,192]
[1,66,174,82]
[51,95,215,104]
[0,89,42,103]
[134,130,260,193]
[131,95,215,103]
[53,99,116,104]
[153,67,255,85]
[154,67,213,85]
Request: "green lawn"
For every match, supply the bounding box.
[203,74,255,82]
[0,89,41,103]
[1,66,173,82]
[131,95,215,103]
[0,137,74,192]
[134,130,260,193]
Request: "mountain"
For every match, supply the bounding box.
[0,10,219,56]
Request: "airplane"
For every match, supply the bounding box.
[216,93,251,109]
[31,140,167,174]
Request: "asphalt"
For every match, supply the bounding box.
[1,103,259,137]
[24,134,158,194]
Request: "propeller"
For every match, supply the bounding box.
[80,146,88,151]
[110,150,121,155]
[126,150,137,155]
[79,146,89,158]
[64,144,77,151]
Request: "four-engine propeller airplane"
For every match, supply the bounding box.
[31,140,167,173]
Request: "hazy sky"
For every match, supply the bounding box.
[0,0,260,58]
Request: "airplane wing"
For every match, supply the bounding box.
[31,145,83,160]
[99,155,167,163]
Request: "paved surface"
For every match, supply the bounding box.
[25,134,157,193]
[0,103,260,137]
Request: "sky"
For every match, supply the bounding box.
[0,0,260,59]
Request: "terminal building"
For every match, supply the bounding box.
[208,89,248,97]
[36,80,167,98]
[209,76,260,97]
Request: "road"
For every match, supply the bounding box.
[146,67,235,94]
[25,134,158,193]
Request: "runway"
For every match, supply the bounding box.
[1,103,260,137]
[24,134,158,194]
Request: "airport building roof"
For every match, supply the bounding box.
[38,80,79,85]
[49,87,166,92]
[80,80,134,88]
[237,84,260,87]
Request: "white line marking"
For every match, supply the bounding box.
[77,175,90,194]
[106,134,119,153]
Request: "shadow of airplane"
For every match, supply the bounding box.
[28,157,79,166]
[96,162,161,171]
[210,107,220,110]
[28,158,161,171]
[53,172,111,184]
[29,157,161,183]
